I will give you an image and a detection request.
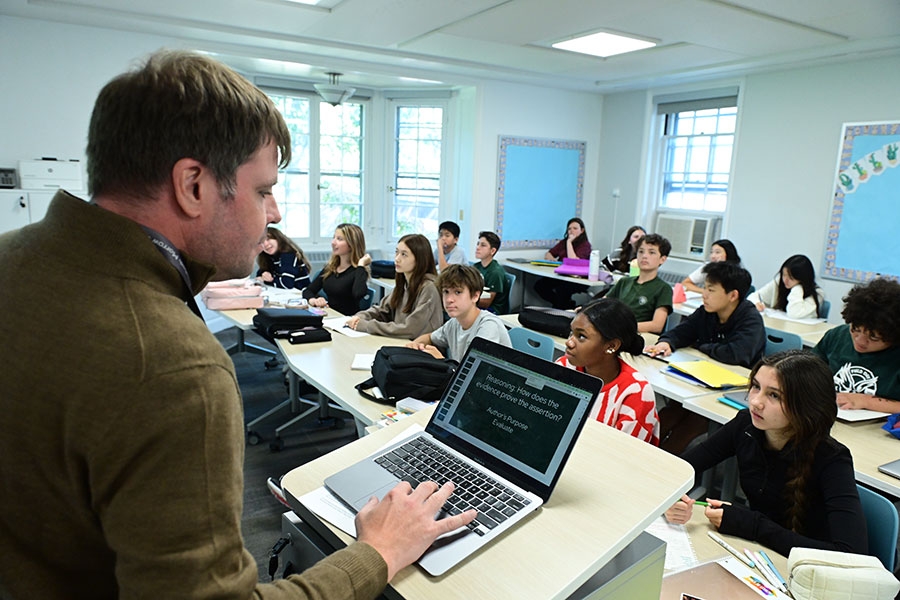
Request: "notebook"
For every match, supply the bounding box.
[324,337,601,575]
[665,360,748,389]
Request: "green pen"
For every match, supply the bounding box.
[694,500,710,507]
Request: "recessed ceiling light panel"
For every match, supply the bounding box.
[552,31,657,58]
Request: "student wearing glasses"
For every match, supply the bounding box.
[813,278,900,413]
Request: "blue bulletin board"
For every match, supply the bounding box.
[496,136,586,248]
[823,121,900,283]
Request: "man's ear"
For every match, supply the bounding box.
[728,289,740,304]
[171,158,211,219]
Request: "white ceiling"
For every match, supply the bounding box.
[4,0,900,91]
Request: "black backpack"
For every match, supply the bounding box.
[252,308,328,343]
[517,306,576,338]
[370,260,396,279]
[356,346,457,405]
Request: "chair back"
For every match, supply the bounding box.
[508,327,555,361]
[764,327,802,356]
[359,286,376,311]
[857,484,899,571]
[818,299,831,320]
[504,271,517,313]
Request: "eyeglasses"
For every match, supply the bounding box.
[850,325,884,344]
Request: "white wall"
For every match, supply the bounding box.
[467,80,604,258]
[594,53,900,322]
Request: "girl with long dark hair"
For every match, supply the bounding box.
[256,227,312,289]
[602,225,646,273]
[664,350,867,557]
[748,254,823,319]
[681,238,742,294]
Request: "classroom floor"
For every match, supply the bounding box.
[218,328,359,583]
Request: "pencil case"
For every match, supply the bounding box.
[881,413,900,439]
[787,547,899,600]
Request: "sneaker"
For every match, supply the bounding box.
[267,476,290,508]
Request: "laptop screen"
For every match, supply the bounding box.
[427,338,598,497]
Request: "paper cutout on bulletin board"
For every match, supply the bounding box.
[823,122,900,283]
[496,136,586,249]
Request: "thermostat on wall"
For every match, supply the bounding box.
[0,168,17,189]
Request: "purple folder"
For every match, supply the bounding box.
[553,258,590,277]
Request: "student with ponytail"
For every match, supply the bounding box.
[554,298,660,445]
[664,350,867,557]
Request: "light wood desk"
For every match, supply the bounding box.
[369,276,395,302]
[661,512,788,599]
[281,409,695,600]
[673,301,837,348]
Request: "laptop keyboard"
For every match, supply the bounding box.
[374,436,532,536]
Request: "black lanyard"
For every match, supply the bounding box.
[141,226,205,321]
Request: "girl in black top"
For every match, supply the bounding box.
[303,223,371,316]
[665,350,867,557]
[256,227,312,289]
[602,225,645,273]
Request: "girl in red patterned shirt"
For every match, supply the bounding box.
[555,298,660,445]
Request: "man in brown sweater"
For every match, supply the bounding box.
[0,51,474,599]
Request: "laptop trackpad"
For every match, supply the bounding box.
[352,480,399,511]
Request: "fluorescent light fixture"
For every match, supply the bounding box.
[281,0,321,4]
[552,31,656,58]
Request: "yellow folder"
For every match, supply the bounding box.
[667,360,748,389]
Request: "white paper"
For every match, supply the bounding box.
[762,308,823,325]
[263,286,307,306]
[837,407,891,421]
[323,316,369,337]
[645,516,698,572]
[718,556,788,598]
[351,353,375,370]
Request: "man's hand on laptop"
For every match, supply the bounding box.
[356,481,477,580]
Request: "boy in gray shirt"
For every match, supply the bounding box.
[408,264,510,361]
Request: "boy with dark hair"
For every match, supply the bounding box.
[435,220,467,271]
[407,264,511,361]
[646,261,765,368]
[473,230,510,314]
[814,278,900,413]
[606,233,673,333]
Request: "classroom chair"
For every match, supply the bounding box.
[763,327,802,356]
[857,484,899,571]
[504,271,517,313]
[818,299,831,320]
[359,286,376,311]
[508,327,555,361]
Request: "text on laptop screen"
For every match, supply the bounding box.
[432,347,592,486]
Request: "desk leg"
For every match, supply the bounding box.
[226,328,278,357]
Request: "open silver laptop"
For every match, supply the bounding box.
[324,337,601,576]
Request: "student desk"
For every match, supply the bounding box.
[660,512,788,599]
[498,257,613,309]
[369,276,395,302]
[280,408,695,600]
[672,301,837,348]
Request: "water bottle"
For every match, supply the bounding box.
[629,258,639,277]
[588,250,601,281]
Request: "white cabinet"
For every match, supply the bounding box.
[0,190,31,235]
[0,189,73,235]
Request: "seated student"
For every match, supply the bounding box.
[681,239,742,294]
[256,226,312,289]
[555,298,660,445]
[536,217,593,308]
[813,278,900,413]
[606,233,673,333]
[473,230,510,314]
[646,262,765,368]
[602,225,646,273]
[434,220,467,271]
[748,254,824,319]
[303,223,371,316]
[347,234,443,339]
[407,264,511,361]
[543,217,592,261]
[665,350,867,558]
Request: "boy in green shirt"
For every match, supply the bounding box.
[607,233,673,333]
[473,230,510,314]
[813,278,900,414]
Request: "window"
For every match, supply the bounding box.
[267,92,364,241]
[390,104,445,238]
[657,99,736,213]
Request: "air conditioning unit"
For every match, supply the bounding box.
[654,214,721,260]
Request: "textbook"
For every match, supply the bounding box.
[665,360,748,389]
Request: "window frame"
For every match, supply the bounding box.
[384,98,450,244]
[264,88,367,245]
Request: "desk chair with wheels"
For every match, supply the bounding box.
[857,484,899,571]
[819,299,831,320]
[764,327,802,356]
[508,327,555,361]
